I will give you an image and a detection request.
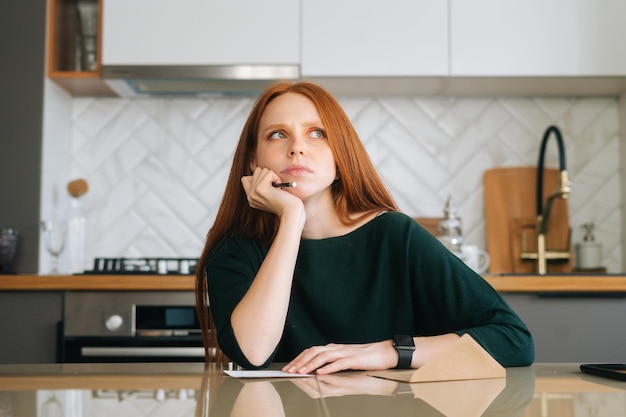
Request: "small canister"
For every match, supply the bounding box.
[575,223,602,270]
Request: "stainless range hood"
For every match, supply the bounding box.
[101,64,300,96]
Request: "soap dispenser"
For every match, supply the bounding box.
[575,223,602,270]
[437,195,463,254]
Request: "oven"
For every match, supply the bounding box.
[57,257,206,363]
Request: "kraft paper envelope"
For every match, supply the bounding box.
[369,333,506,383]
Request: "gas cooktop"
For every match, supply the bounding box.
[83,257,198,275]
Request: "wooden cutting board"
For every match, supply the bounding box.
[484,167,573,274]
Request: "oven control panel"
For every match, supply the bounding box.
[63,291,197,337]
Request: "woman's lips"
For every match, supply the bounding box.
[281,165,313,177]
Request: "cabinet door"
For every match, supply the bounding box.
[102,0,299,65]
[302,0,448,77]
[451,0,626,76]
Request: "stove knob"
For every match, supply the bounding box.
[105,314,124,332]
[157,260,168,274]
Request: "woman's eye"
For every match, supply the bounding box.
[310,129,326,139]
[268,131,287,140]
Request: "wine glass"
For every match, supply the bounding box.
[40,220,67,274]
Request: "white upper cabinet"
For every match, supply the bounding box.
[102,0,299,65]
[451,0,626,76]
[97,0,626,95]
[301,0,448,77]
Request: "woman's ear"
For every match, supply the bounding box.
[249,158,256,173]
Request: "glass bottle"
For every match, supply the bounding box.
[437,195,463,254]
[65,198,86,274]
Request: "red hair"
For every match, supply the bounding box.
[195,81,398,362]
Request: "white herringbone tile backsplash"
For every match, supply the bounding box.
[63,95,622,272]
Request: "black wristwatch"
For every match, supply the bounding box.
[393,335,415,369]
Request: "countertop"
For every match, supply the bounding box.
[0,363,624,416]
[0,274,195,290]
[1,274,626,293]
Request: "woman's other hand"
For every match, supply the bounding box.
[282,340,398,375]
[282,333,461,374]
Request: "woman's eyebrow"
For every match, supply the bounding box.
[262,121,324,131]
[262,123,285,130]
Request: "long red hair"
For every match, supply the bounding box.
[195,81,398,362]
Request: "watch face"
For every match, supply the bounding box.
[394,334,414,348]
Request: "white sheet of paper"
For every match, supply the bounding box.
[224,370,314,378]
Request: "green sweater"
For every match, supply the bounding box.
[206,211,534,369]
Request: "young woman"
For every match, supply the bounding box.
[195,81,534,374]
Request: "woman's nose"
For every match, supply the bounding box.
[289,137,305,156]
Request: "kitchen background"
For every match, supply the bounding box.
[3,0,626,366]
[40,86,623,273]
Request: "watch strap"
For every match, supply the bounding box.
[393,334,415,369]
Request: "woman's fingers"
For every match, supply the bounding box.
[283,341,397,375]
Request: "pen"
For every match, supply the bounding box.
[272,182,297,188]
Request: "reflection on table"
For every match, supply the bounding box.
[0,363,623,417]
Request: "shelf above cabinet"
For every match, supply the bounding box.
[48,70,115,96]
[47,0,116,96]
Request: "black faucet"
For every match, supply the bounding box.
[537,126,570,230]
[521,125,572,274]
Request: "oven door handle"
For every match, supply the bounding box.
[81,347,205,357]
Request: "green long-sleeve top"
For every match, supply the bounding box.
[206,211,534,369]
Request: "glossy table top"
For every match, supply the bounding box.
[0,363,624,417]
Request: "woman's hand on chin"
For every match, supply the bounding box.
[241,167,303,217]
